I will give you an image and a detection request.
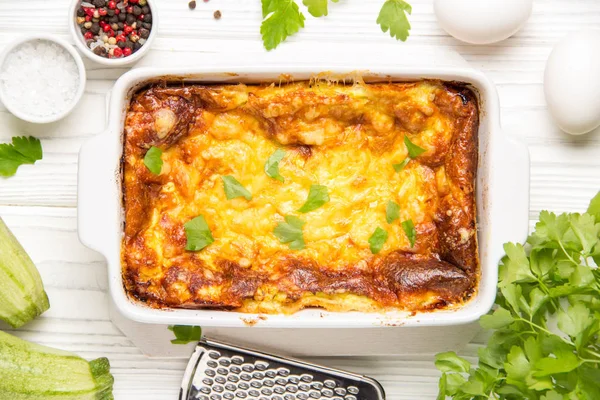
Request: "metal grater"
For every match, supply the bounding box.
[179,337,386,400]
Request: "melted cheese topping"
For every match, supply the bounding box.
[122,80,479,314]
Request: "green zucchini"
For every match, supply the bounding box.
[0,217,50,328]
[0,330,114,399]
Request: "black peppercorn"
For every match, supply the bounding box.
[143,14,152,22]
[133,5,142,16]
[107,9,115,17]
[91,22,101,34]
[77,8,85,17]
[142,22,152,29]
[142,6,150,14]
[139,28,150,39]
[125,40,134,49]
[92,45,107,56]
[92,0,106,7]
[118,13,126,22]
[126,14,136,25]
[117,41,126,48]
[108,15,118,24]
[117,22,124,29]
[80,26,88,35]
[133,41,142,52]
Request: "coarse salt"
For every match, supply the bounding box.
[0,39,80,118]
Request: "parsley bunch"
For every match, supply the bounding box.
[260,0,412,50]
[436,192,600,399]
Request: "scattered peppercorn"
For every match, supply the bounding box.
[189,1,196,10]
[76,0,153,59]
[214,10,221,19]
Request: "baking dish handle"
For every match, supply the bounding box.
[77,132,117,255]
[494,133,531,245]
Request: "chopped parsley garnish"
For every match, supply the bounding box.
[222,176,252,201]
[184,215,214,251]
[303,0,339,17]
[368,227,388,254]
[264,148,286,182]
[168,325,202,345]
[0,136,43,177]
[393,157,410,172]
[143,146,163,175]
[261,0,306,51]
[298,184,330,213]
[394,136,425,172]
[376,0,412,42]
[386,201,400,224]
[401,219,416,247]
[273,215,306,250]
[404,135,426,158]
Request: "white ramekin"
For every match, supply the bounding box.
[69,0,158,67]
[0,34,87,124]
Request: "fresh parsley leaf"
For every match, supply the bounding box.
[480,307,514,330]
[404,135,426,158]
[298,184,330,213]
[0,136,43,177]
[435,352,471,374]
[302,0,338,17]
[184,215,214,251]
[435,192,600,399]
[168,325,202,344]
[376,0,412,42]
[143,146,163,175]
[274,215,306,250]
[401,219,416,247]
[393,157,410,172]
[222,176,252,201]
[386,200,400,224]
[261,0,306,51]
[557,303,593,338]
[264,148,286,182]
[586,191,600,222]
[368,227,388,254]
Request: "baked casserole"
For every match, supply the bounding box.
[122,79,479,314]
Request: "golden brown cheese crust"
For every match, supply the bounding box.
[122,80,479,314]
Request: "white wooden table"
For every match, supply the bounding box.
[1,1,600,399]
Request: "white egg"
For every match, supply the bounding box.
[434,0,532,45]
[544,31,600,135]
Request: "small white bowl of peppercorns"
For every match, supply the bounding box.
[69,0,157,66]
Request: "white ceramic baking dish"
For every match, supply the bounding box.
[78,66,530,328]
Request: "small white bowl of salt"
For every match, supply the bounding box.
[0,35,86,124]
